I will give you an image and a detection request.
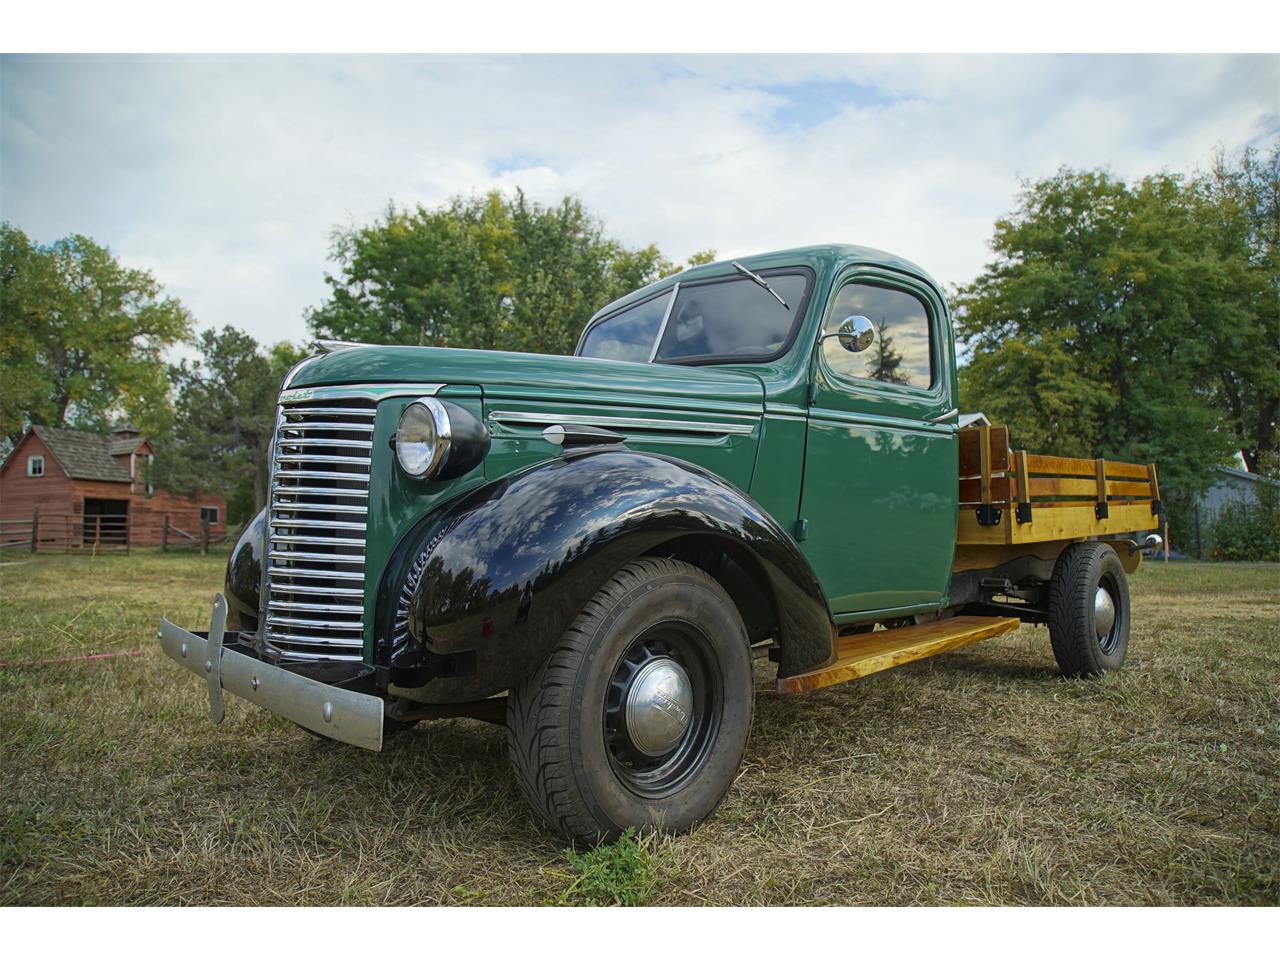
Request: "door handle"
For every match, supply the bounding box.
[925,407,959,424]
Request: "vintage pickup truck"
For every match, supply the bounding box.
[158,244,1163,843]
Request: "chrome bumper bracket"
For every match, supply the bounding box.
[158,594,384,751]
[206,593,227,723]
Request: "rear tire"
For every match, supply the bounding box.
[507,558,754,844]
[1048,542,1131,677]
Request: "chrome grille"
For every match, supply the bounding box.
[263,397,376,661]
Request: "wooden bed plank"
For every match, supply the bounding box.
[959,425,1009,476]
[957,500,1159,545]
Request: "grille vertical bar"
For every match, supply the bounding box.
[263,394,376,661]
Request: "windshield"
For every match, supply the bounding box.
[577,269,811,365]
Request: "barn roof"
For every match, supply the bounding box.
[109,436,147,456]
[29,426,134,483]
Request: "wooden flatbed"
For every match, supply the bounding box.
[955,425,1161,547]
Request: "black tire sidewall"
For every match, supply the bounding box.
[1092,549,1130,671]
[566,569,753,836]
[1050,543,1131,676]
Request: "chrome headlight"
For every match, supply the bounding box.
[396,397,451,478]
[395,396,490,481]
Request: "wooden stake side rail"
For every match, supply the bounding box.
[777,615,1021,694]
[956,426,1161,546]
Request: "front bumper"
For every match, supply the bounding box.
[158,593,385,751]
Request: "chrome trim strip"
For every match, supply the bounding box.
[270,534,366,546]
[269,517,367,531]
[486,410,756,437]
[272,484,368,498]
[270,570,365,583]
[268,599,365,613]
[272,469,369,482]
[270,501,368,515]
[267,550,363,565]
[647,283,679,362]
[807,407,958,436]
[272,583,363,597]
[268,614,364,629]
[279,382,443,403]
[278,420,376,432]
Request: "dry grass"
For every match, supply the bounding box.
[1,550,1276,905]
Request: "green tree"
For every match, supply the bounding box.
[1198,145,1280,473]
[307,191,693,355]
[954,165,1266,511]
[867,319,910,385]
[162,327,305,522]
[0,224,191,449]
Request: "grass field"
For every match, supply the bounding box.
[1,550,1276,905]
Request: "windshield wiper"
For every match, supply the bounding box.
[732,261,789,310]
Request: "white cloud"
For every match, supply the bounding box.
[2,54,1276,348]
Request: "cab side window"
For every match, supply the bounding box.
[822,282,934,389]
[578,292,671,363]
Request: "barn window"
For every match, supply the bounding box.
[200,506,220,525]
[27,455,44,477]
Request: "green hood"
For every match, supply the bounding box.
[289,346,763,410]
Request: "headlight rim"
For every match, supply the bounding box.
[396,396,453,479]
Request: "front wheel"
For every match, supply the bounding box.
[507,558,754,844]
[1047,542,1131,676]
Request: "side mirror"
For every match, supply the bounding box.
[823,315,875,353]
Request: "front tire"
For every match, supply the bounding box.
[507,558,754,844]
[1048,542,1131,676]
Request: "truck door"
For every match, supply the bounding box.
[800,269,958,616]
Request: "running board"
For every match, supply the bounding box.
[777,615,1021,694]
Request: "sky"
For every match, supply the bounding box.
[2,53,1277,349]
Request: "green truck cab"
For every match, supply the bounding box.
[158,244,1163,843]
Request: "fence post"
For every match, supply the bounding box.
[30,507,38,553]
[94,515,102,557]
[200,519,210,556]
[125,511,131,556]
[162,515,169,553]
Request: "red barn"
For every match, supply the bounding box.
[0,424,227,548]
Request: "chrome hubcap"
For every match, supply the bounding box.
[1094,586,1116,639]
[623,657,693,757]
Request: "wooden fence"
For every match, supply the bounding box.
[0,510,228,555]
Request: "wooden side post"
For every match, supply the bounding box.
[200,519,210,556]
[162,515,169,553]
[974,424,1001,526]
[1148,463,1162,518]
[30,507,38,553]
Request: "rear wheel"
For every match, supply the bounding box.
[1047,542,1131,676]
[507,558,754,844]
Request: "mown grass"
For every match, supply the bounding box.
[1,551,1276,905]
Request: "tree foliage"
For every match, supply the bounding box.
[0,223,191,449]
[954,149,1279,510]
[307,191,704,356]
[162,328,305,522]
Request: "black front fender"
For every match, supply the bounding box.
[388,448,834,701]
